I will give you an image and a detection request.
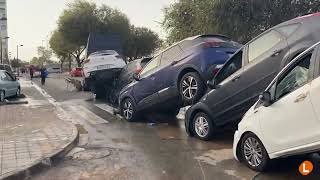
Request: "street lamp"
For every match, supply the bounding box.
[16,44,23,62]
[0,36,9,64]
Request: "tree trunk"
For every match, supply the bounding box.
[76,55,82,67]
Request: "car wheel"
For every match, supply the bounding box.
[121,98,138,122]
[0,91,5,102]
[240,133,270,172]
[15,87,21,97]
[179,72,205,105]
[192,112,215,141]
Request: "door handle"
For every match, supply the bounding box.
[271,49,283,57]
[232,75,241,82]
[171,60,179,66]
[294,93,308,103]
[150,75,155,80]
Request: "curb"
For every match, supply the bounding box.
[1,122,79,180]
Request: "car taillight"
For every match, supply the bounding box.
[84,59,90,64]
[203,41,223,48]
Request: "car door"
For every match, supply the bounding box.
[241,30,289,108]
[133,55,161,110]
[309,45,320,122]
[156,45,184,102]
[206,49,245,123]
[4,72,16,96]
[258,50,320,154]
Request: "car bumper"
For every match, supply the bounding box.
[233,130,241,161]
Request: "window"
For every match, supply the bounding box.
[0,71,5,80]
[275,54,311,100]
[161,45,183,66]
[248,30,282,62]
[215,50,243,84]
[140,55,161,78]
[277,23,300,37]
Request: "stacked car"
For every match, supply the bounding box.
[88,13,320,172]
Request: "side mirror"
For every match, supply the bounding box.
[133,73,140,81]
[207,79,220,89]
[260,91,272,107]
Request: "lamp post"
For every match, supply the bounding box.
[17,44,23,62]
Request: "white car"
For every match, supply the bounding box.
[0,70,20,102]
[233,42,320,172]
[83,50,126,78]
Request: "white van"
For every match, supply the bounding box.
[233,42,320,171]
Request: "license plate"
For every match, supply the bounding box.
[97,64,111,70]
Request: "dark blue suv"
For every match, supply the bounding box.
[119,35,241,121]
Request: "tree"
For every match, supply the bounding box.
[11,58,21,68]
[124,26,160,61]
[30,57,40,66]
[163,0,320,44]
[37,46,53,67]
[51,0,159,67]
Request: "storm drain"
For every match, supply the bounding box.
[67,147,111,160]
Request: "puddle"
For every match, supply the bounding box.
[195,149,233,166]
[71,148,111,160]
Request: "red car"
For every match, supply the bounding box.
[70,68,83,77]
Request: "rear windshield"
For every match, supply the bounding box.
[199,37,243,49]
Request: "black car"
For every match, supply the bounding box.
[185,13,320,140]
[108,57,152,105]
[119,35,241,121]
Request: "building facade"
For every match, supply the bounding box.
[0,0,8,64]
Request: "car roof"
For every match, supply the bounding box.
[274,12,320,28]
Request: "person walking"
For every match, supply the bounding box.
[40,68,48,85]
[29,66,34,80]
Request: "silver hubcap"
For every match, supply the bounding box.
[182,76,198,99]
[195,116,209,137]
[123,101,133,120]
[0,91,4,102]
[243,137,263,167]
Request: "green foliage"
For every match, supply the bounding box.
[37,46,53,67]
[124,26,161,61]
[50,0,159,66]
[163,0,320,44]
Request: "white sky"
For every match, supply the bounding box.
[7,0,173,62]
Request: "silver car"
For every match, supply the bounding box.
[0,70,20,102]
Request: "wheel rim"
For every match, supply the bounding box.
[194,116,209,137]
[123,100,133,120]
[0,91,4,102]
[182,76,198,99]
[243,137,263,167]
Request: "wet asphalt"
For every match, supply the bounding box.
[26,74,320,180]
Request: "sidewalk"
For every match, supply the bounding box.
[0,79,78,179]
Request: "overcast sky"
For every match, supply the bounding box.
[7,0,173,61]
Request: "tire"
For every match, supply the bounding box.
[15,87,21,97]
[179,72,205,105]
[240,133,270,172]
[0,90,4,102]
[192,112,215,141]
[121,98,139,122]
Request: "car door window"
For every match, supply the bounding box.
[248,30,282,62]
[275,53,312,100]
[160,45,183,66]
[140,55,161,78]
[4,72,13,81]
[0,72,6,81]
[215,50,243,84]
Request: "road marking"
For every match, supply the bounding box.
[67,104,109,125]
[94,103,115,115]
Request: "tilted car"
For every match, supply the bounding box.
[83,50,126,97]
[108,57,152,105]
[0,70,21,102]
[185,13,320,141]
[233,42,320,172]
[119,34,241,121]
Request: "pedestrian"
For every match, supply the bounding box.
[29,66,34,80]
[40,68,47,85]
